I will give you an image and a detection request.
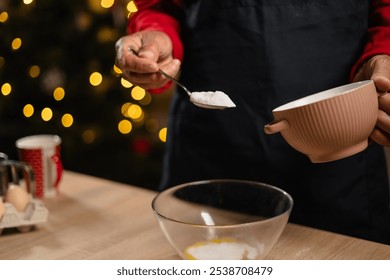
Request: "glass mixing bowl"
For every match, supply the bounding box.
[152,179,293,260]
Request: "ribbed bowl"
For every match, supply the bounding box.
[264,80,378,163]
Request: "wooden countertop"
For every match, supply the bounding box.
[0,171,389,260]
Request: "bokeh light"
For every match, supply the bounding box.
[1,83,12,96]
[61,113,74,127]
[101,0,115,9]
[11,38,22,50]
[118,119,132,134]
[159,127,167,142]
[131,86,146,100]
[23,104,34,117]
[53,87,65,101]
[82,129,96,144]
[29,65,40,78]
[113,64,122,75]
[139,91,152,105]
[120,77,132,88]
[127,1,138,13]
[89,72,103,86]
[127,104,143,119]
[0,12,9,23]
[41,107,53,121]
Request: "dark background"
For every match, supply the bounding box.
[0,0,171,190]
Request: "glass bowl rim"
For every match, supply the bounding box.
[151,179,294,228]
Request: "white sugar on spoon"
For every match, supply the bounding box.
[128,48,236,109]
[158,69,236,110]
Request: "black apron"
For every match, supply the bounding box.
[161,0,390,244]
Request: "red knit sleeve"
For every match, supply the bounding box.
[350,0,390,80]
[126,1,183,93]
[127,0,183,61]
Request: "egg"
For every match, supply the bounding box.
[0,197,5,221]
[5,184,30,212]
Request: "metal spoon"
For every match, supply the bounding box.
[158,69,235,109]
[128,48,235,110]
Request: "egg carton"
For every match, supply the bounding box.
[0,197,49,235]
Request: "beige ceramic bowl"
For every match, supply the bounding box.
[264,80,378,163]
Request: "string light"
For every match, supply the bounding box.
[23,104,34,117]
[131,86,145,100]
[82,129,96,144]
[118,119,132,134]
[139,91,152,105]
[113,64,122,75]
[53,87,65,101]
[159,127,167,142]
[2,0,165,144]
[1,83,12,96]
[11,38,22,51]
[61,113,74,127]
[127,104,142,119]
[89,72,103,86]
[127,0,138,17]
[121,77,132,88]
[41,107,53,121]
[29,65,40,78]
[0,12,9,23]
[101,0,115,9]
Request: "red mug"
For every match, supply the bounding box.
[16,135,63,198]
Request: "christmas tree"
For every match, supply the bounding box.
[0,0,171,189]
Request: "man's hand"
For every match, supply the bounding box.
[353,54,390,146]
[115,30,181,89]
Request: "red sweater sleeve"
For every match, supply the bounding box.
[350,0,390,80]
[127,1,183,93]
[127,0,183,61]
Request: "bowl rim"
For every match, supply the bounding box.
[151,179,294,228]
[272,79,374,112]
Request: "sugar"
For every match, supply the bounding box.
[185,240,258,260]
[190,91,236,108]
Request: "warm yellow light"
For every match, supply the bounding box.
[97,27,116,43]
[1,83,11,96]
[29,65,40,78]
[0,12,9,23]
[113,64,122,74]
[61,113,74,128]
[118,119,132,134]
[23,104,34,117]
[23,0,34,4]
[11,38,22,50]
[121,102,131,117]
[131,86,145,100]
[53,87,65,101]
[139,92,152,105]
[82,129,96,144]
[127,1,138,12]
[89,72,103,86]
[159,127,168,142]
[127,104,142,119]
[41,107,53,121]
[121,77,132,88]
[101,0,115,8]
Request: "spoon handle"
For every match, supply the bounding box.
[128,48,191,97]
[158,69,191,97]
